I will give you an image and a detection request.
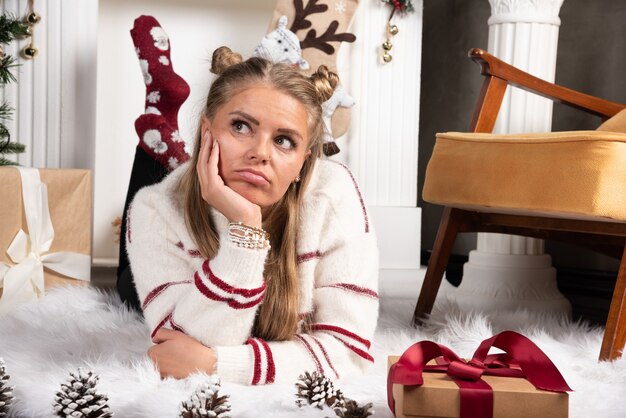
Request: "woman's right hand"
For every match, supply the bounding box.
[196,131,263,228]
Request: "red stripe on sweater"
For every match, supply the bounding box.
[175,241,204,258]
[295,334,323,374]
[142,280,193,310]
[331,335,375,363]
[151,312,171,339]
[331,161,369,233]
[297,251,324,264]
[194,273,264,309]
[318,283,379,299]
[257,339,276,384]
[310,335,339,379]
[202,260,266,297]
[247,338,262,385]
[169,315,186,334]
[310,324,371,349]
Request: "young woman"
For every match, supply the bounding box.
[124,47,379,385]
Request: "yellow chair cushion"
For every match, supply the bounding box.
[422,130,626,222]
[597,108,626,133]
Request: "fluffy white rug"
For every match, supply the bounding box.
[0,285,624,418]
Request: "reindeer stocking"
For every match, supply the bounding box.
[261,0,359,155]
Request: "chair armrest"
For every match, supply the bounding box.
[469,48,625,120]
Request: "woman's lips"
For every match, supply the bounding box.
[235,170,270,186]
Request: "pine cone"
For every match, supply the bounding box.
[53,368,113,418]
[0,358,14,418]
[333,399,374,418]
[179,378,231,418]
[295,371,345,410]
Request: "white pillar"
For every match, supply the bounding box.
[445,0,571,315]
[341,1,425,296]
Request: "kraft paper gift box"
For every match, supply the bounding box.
[387,331,571,418]
[0,167,92,314]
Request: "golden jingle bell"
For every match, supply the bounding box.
[382,52,392,63]
[24,25,33,36]
[382,41,393,51]
[27,12,41,25]
[22,45,39,59]
[388,24,399,36]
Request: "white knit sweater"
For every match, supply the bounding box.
[126,159,379,385]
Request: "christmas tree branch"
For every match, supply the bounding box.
[0,101,14,120]
[0,55,18,84]
[0,13,29,43]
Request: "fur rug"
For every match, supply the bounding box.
[0,285,624,418]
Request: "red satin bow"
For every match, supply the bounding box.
[387,331,572,418]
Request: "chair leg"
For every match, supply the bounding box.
[599,245,626,361]
[413,208,464,326]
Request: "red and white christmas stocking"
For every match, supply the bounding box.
[263,0,360,155]
[131,15,191,171]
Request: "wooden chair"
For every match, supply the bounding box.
[414,48,626,361]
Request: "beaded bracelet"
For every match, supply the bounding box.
[228,222,271,250]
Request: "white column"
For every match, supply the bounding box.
[0,0,98,169]
[445,0,571,315]
[341,1,425,296]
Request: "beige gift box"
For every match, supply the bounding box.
[0,167,92,302]
[388,356,568,418]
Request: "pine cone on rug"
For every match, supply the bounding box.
[0,358,14,417]
[178,378,231,418]
[295,371,345,410]
[53,368,113,418]
[332,399,374,418]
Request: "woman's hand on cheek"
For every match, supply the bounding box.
[148,328,217,379]
[196,131,262,228]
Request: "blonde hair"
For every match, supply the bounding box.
[178,47,338,341]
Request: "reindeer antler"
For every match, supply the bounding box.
[290,0,328,33]
[300,20,356,54]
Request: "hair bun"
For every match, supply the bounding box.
[310,65,339,103]
[211,46,243,75]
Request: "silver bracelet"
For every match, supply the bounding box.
[228,222,271,250]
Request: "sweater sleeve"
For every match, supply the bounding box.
[214,167,379,384]
[126,188,269,347]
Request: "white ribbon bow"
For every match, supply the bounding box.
[0,167,90,315]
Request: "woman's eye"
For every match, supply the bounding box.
[275,136,295,150]
[231,120,251,135]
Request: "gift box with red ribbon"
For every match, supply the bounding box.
[387,331,572,418]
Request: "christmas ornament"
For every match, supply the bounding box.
[22,0,41,60]
[0,358,14,417]
[334,399,374,418]
[26,12,41,25]
[178,377,231,418]
[131,15,191,171]
[22,45,38,59]
[53,368,113,418]
[295,371,345,410]
[380,0,414,64]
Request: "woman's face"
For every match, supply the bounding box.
[201,84,311,210]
